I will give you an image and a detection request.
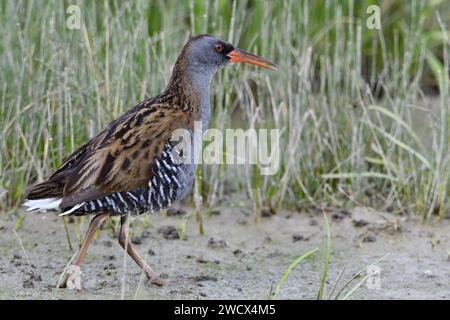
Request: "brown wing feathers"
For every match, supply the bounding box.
[27,102,191,210]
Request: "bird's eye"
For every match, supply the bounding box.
[214,43,224,53]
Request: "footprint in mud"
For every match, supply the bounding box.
[22,271,42,289]
[103,240,114,247]
[354,226,378,243]
[233,249,245,259]
[131,237,143,245]
[11,254,23,267]
[191,274,218,282]
[10,254,42,288]
[196,257,220,265]
[158,226,180,240]
[131,230,152,244]
[332,210,351,221]
[166,208,187,216]
[207,237,227,249]
[353,219,370,227]
[361,233,377,243]
[292,234,310,242]
[260,208,275,218]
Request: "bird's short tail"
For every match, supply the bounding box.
[22,180,64,212]
[23,197,62,212]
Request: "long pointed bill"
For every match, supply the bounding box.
[227,49,277,71]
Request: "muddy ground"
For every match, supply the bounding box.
[0,206,449,300]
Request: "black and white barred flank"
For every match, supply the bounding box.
[25,143,191,216]
[67,143,189,216]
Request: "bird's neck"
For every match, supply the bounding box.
[188,67,213,130]
[166,62,214,131]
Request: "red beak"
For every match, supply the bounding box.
[227,49,277,71]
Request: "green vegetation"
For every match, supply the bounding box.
[271,213,389,300]
[0,0,448,219]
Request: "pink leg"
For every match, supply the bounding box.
[59,213,109,290]
[118,215,169,286]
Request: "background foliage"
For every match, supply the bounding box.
[0,0,449,219]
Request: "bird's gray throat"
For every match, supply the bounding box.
[186,66,215,131]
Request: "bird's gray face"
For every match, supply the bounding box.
[187,36,235,73]
[187,35,277,75]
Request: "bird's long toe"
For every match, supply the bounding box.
[59,265,83,291]
[149,275,171,286]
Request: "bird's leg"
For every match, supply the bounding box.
[118,215,169,286]
[58,213,109,290]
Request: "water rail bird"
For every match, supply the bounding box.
[23,35,276,290]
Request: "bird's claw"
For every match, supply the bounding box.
[58,265,83,291]
[150,276,170,286]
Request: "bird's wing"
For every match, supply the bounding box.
[56,104,190,209]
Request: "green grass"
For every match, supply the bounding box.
[271,212,389,300]
[0,0,449,219]
[270,247,319,299]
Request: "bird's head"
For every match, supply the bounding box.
[184,35,277,74]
